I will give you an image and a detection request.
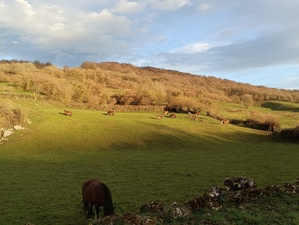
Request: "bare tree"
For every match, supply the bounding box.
[242,94,254,109]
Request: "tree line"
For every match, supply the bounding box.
[0,60,298,112]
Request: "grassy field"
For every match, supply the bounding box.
[0,99,298,225]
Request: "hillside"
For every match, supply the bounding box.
[0,60,298,113]
[0,61,298,224]
[0,102,298,224]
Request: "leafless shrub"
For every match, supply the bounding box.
[206,107,222,120]
[0,100,27,129]
[168,97,204,113]
[248,111,281,131]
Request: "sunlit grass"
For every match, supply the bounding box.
[0,100,298,224]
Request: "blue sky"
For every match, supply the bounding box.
[1,0,299,90]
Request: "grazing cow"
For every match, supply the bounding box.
[82,179,114,219]
[156,115,163,120]
[192,111,201,115]
[169,113,176,119]
[221,119,229,125]
[189,112,198,120]
[107,110,114,116]
[64,110,72,116]
[224,177,256,191]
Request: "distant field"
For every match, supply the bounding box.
[217,101,299,128]
[0,99,298,225]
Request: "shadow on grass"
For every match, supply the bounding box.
[58,112,68,116]
[109,121,279,152]
[261,102,299,112]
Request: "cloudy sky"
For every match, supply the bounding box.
[1,0,299,90]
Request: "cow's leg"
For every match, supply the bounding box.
[84,202,90,219]
[84,202,89,213]
[87,204,93,219]
[95,205,100,219]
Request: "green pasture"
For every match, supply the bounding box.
[216,101,299,128]
[0,100,299,225]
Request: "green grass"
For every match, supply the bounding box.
[0,82,35,99]
[0,100,299,224]
[261,101,299,112]
[215,101,299,128]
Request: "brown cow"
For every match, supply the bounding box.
[82,179,114,219]
[156,115,163,120]
[169,113,176,119]
[64,110,72,116]
[107,110,115,116]
[189,112,198,120]
[221,119,229,125]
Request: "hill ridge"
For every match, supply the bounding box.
[0,60,298,110]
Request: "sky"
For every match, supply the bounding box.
[1,0,299,90]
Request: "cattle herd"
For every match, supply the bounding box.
[61,108,298,139]
[100,108,282,134]
[104,109,283,134]
[81,177,298,224]
[156,110,177,119]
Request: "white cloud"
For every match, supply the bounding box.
[87,9,131,37]
[0,0,133,52]
[17,0,35,16]
[1,0,299,89]
[196,2,213,11]
[279,76,299,90]
[175,42,217,53]
[112,0,146,14]
[0,1,66,35]
[148,0,191,11]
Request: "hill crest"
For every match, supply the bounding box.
[0,60,299,110]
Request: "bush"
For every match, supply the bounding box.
[246,111,281,131]
[206,107,222,120]
[0,100,27,129]
[168,97,204,112]
[250,112,280,126]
